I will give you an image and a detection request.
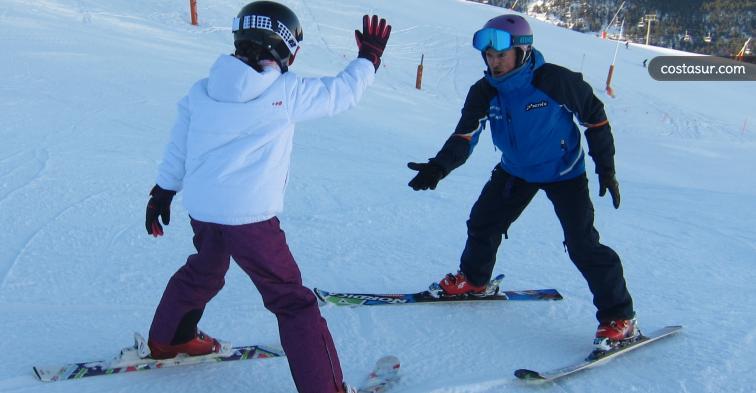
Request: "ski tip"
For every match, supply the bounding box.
[32,366,43,381]
[358,356,401,393]
[32,366,57,382]
[313,288,329,303]
[375,355,400,368]
[514,368,545,381]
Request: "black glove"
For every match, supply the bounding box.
[355,15,391,71]
[598,173,621,209]
[407,162,445,191]
[146,184,176,237]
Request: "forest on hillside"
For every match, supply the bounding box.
[475,0,754,59]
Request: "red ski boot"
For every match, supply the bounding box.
[594,318,640,351]
[437,271,488,296]
[148,330,227,359]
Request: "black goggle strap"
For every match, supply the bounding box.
[513,35,534,46]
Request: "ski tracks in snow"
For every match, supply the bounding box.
[0,149,50,288]
[0,189,106,292]
[0,149,49,204]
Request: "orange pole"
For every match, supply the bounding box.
[605,64,615,97]
[606,64,615,87]
[415,54,424,90]
[190,0,198,26]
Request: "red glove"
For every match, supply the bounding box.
[355,15,391,71]
[145,185,176,237]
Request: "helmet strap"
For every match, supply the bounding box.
[516,47,532,67]
[288,47,300,67]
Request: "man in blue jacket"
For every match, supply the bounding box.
[407,14,636,350]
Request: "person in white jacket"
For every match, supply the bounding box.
[143,2,391,392]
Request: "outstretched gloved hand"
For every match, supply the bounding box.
[407,162,445,191]
[598,173,621,209]
[145,184,176,237]
[355,15,391,71]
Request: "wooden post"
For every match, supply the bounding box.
[605,64,615,97]
[605,20,623,98]
[415,54,424,90]
[190,0,198,26]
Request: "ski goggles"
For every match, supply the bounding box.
[472,28,533,52]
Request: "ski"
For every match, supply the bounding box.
[33,333,284,382]
[315,274,562,307]
[357,355,400,393]
[514,325,683,382]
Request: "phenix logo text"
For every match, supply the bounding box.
[525,101,548,111]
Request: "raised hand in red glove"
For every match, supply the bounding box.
[355,15,391,71]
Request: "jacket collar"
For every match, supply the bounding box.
[484,48,544,92]
[206,55,281,103]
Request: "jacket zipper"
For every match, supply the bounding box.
[507,110,515,148]
[499,94,516,149]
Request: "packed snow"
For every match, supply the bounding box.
[1,0,754,392]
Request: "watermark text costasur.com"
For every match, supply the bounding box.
[648,56,756,81]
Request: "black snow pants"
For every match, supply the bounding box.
[460,165,634,322]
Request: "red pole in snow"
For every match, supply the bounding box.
[190,0,198,26]
[415,54,424,90]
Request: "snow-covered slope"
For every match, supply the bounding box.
[1,0,754,392]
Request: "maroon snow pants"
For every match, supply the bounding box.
[149,217,343,393]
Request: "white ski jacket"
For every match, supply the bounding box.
[156,55,375,225]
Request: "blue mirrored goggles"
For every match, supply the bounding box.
[472,28,533,52]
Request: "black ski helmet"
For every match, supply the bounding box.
[232,1,303,72]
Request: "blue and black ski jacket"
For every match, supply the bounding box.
[430,48,615,183]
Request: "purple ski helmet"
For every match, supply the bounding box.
[473,14,534,66]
